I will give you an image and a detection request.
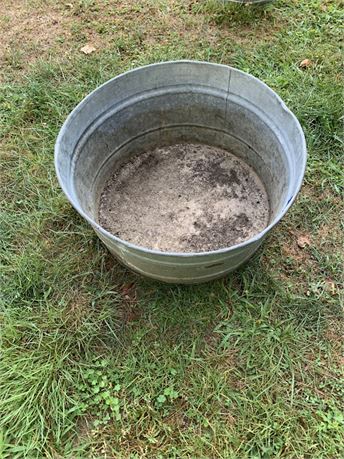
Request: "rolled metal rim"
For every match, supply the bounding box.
[55,60,307,258]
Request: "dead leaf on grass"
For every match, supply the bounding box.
[297,235,311,249]
[80,44,96,55]
[120,282,135,296]
[300,58,312,69]
[325,279,337,295]
[120,282,137,303]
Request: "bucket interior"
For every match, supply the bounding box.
[98,142,271,252]
[72,90,290,246]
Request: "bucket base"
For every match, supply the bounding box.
[98,143,270,253]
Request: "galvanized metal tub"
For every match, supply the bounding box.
[55,61,307,284]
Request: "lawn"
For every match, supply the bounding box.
[0,0,343,458]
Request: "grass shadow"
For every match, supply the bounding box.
[196,0,277,28]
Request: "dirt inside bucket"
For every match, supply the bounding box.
[98,143,270,253]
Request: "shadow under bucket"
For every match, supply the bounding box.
[55,61,307,284]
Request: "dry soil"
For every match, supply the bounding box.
[98,143,270,253]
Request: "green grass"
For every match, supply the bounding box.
[0,0,343,457]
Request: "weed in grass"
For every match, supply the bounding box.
[77,359,123,426]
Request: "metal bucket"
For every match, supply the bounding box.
[55,61,306,284]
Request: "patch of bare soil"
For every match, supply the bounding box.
[0,0,71,70]
[99,144,270,253]
[0,0,283,81]
[281,230,313,264]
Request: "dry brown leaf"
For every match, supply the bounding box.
[120,282,135,296]
[120,282,137,304]
[300,59,312,69]
[297,235,311,249]
[325,279,336,295]
[80,44,96,55]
